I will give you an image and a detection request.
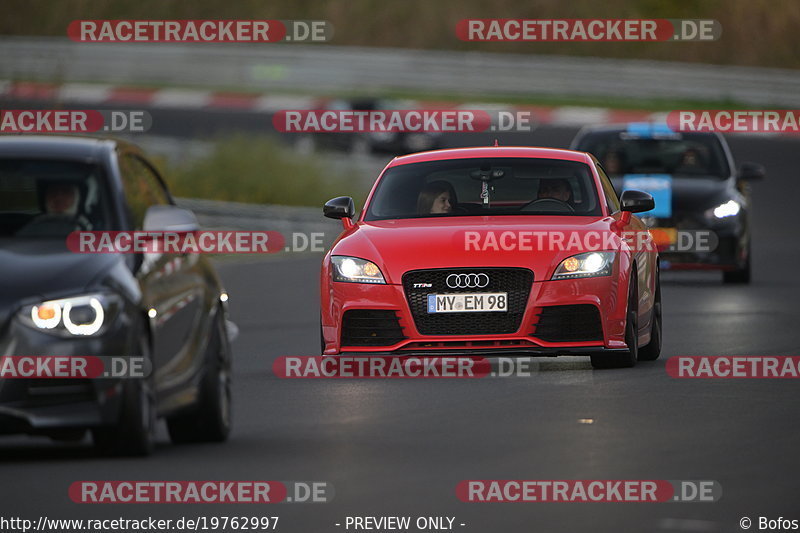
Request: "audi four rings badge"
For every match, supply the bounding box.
[446,273,490,288]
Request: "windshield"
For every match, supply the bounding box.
[364,157,602,221]
[0,159,112,238]
[576,131,730,178]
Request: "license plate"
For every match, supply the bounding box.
[427,293,507,313]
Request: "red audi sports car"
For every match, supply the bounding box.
[320,147,661,368]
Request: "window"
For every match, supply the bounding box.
[365,157,602,221]
[119,153,170,229]
[576,131,730,178]
[596,163,620,213]
[0,159,111,237]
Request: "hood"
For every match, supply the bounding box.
[331,215,624,283]
[0,238,123,321]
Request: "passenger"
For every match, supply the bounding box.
[417,180,457,214]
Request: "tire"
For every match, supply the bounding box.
[92,333,156,456]
[723,244,751,284]
[591,271,638,369]
[638,273,662,361]
[167,311,232,444]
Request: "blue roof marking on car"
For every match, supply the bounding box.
[626,123,675,137]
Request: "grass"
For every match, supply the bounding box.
[157,135,367,207]
[336,89,758,112]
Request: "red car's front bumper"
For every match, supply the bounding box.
[321,273,629,356]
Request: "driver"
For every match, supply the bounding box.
[43,182,80,215]
[537,178,572,203]
[675,148,706,173]
[16,181,86,236]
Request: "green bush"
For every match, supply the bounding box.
[163,136,366,207]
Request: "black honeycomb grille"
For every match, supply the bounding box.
[402,268,533,335]
[341,309,406,347]
[531,304,604,342]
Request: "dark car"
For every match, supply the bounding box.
[293,97,443,155]
[0,135,232,455]
[571,123,765,283]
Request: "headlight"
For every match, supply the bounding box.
[707,200,741,219]
[331,256,386,284]
[19,293,119,337]
[552,252,615,280]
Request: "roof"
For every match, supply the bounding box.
[0,135,132,160]
[576,122,718,135]
[388,146,592,167]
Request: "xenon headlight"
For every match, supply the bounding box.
[20,293,120,337]
[552,252,615,280]
[331,256,386,284]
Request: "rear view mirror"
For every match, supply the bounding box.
[620,190,655,213]
[143,205,200,232]
[323,196,355,220]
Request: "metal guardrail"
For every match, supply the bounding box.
[175,197,342,247]
[2,37,800,106]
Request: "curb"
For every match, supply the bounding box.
[0,80,661,128]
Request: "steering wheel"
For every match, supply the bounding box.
[519,198,575,213]
[15,214,91,237]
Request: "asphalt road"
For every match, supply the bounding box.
[1,123,799,533]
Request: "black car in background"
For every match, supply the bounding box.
[0,136,232,455]
[293,97,443,155]
[571,123,765,283]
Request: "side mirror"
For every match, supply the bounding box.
[143,205,200,232]
[620,190,655,213]
[323,196,355,220]
[738,162,766,181]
